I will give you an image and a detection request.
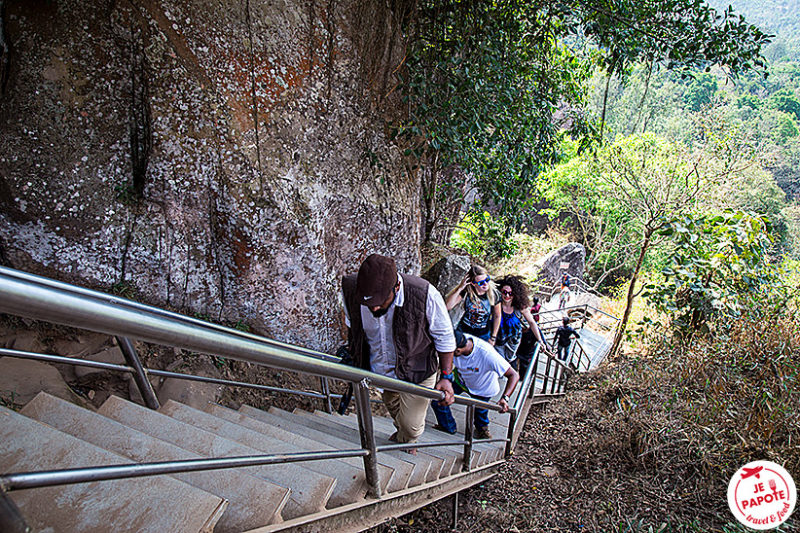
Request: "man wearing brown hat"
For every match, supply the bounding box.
[342,254,456,448]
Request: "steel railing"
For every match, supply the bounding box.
[0,265,530,525]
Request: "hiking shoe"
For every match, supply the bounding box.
[475,427,491,440]
[432,424,457,435]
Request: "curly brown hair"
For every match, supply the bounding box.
[496,275,531,310]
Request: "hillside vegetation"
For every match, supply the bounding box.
[398,2,800,523]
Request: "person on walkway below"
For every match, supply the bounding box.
[431,330,519,440]
[445,265,501,345]
[553,316,580,362]
[558,285,571,310]
[342,254,456,450]
[530,296,542,323]
[494,275,538,369]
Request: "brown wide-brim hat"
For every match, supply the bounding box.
[356,254,398,306]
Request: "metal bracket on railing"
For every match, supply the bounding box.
[0,488,29,533]
[319,377,333,414]
[116,336,160,410]
[354,379,382,498]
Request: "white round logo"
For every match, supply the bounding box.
[728,460,796,530]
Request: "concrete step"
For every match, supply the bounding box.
[98,395,333,520]
[270,406,439,484]
[425,405,506,464]
[21,392,287,531]
[423,409,504,464]
[207,403,416,493]
[284,409,444,487]
[0,405,226,533]
[324,409,463,475]
[303,409,455,479]
[236,404,426,491]
[159,400,386,506]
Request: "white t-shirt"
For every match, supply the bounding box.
[454,334,511,398]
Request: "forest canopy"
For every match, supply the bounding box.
[394,0,772,246]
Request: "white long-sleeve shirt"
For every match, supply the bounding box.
[344,275,456,378]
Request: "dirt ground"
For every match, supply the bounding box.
[370,365,774,533]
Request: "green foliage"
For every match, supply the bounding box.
[736,93,761,110]
[683,73,718,112]
[769,87,800,120]
[398,3,593,239]
[573,0,770,76]
[450,211,518,261]
[110,280,136,299]
[211,356,229,369]
[231,319,251,333]
[538,133,705,286]
[398,0,770,243]
[781,204,800,258]
[644,211,785,335]
[114,182,138,206]
[0,390,19,410]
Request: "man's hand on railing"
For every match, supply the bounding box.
[497,395,510,413]
[435,378,455,406]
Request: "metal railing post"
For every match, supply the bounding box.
[528,350,538,398]
[354,379,382,498]
[0,489,29,533]
[541,355,552,393]
[116,336,160,410]
[452,492,459,529]
[462,405,474,472]
[319,377,333,413]
[505,410,516,459]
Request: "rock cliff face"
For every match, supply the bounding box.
[0,0,417,351]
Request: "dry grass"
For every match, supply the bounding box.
[375,310,800,532]
[494,228,571,281]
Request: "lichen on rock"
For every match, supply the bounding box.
[0,0,417,353]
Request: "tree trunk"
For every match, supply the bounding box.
[610,228,653,357]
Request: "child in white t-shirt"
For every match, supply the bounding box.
[431,330,519,439]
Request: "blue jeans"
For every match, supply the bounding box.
[557,342,570,361]
[457,321,492,342]
[431,380,490,433]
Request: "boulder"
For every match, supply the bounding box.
[0,357,86,407]
[52,334,112,358]
[155,378,222,411]
[422,254,470,326]
[154,358,224,409]
[127,375,165,406]
[74,346,127,378]
[535,243,586,290]
[4,332,46,354]
[0,0,417,355]
[422,254,471,297]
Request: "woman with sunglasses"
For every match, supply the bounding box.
[494,275,540,367]
[445,265,501,345]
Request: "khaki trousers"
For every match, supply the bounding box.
[381,373,437,444]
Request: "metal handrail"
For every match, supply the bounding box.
[1,450,370,491]
[538,303,620,322]
[0,267,341,363]
[1,266,523,510]
[0,267,502,413]
[0,348,342,401]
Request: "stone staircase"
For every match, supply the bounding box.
[1,391,509,532]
